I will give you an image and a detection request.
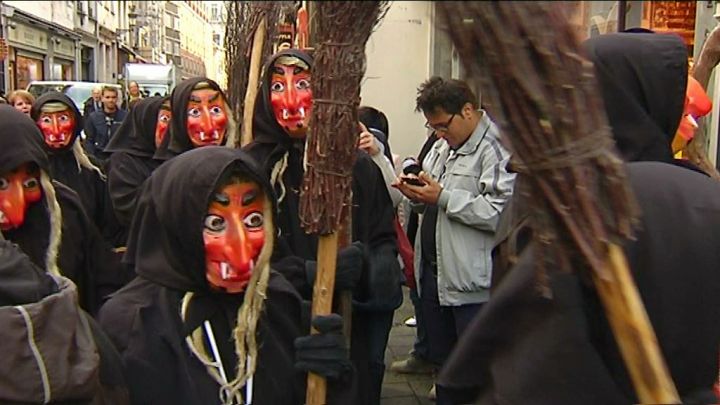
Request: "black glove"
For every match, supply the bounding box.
[305,241,365,291]
[294,314,351,380]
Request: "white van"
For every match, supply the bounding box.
[26,81,125,116]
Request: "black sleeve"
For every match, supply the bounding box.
[84,114,97,156]
[270,238,313,299]
[107,154,146,228]
[351,156,403,311]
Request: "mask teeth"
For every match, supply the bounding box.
[199,131,206,141]
[220,262,229,280]
[212,130,219,140]
[59,133,65,141]
[49,134,56,142]
[299,107,305,119]
[0,210,6,225]
[249,259,255,270]
[282,109,289,120]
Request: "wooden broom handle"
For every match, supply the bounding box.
[594,243,680,404]
[306,233,339,405]
[241,17,266,147]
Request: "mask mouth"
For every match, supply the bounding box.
[193,130,223,145]
[217,259,255,281]
[46,132,72,147]
[280,107,306,121]
[0,210,8,229]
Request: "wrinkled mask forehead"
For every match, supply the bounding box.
[0,163,43,231]
[186,82,228,148]
[203,176,267,293]
[270,55,312,139]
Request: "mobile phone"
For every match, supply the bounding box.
[403,176,426,187]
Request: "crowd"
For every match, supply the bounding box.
[0,28,718,405]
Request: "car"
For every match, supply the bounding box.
[26,81,125,116]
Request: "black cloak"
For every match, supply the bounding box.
[0,105,130,315]
[153,77,230,161]
[30,91,125,247]
[438,33,720,404]
[244,49,403,310]
[105,96,164,229]
[99,146,319,404]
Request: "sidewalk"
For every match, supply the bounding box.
[381,288,435,405]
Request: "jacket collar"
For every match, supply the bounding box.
[454,110,490,156]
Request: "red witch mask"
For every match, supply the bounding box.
[156,104,171,148]
[203,181,266,293]
[0,163,42,231]
[37,107,76,150]
[186,88,228,148]
[270,62,312,139]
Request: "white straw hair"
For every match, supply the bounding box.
[72,141,106,180]
[269,151,289,204]
[40,172,62,276]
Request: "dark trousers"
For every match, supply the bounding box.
[409,286,431,362]
[350,309,395,405]
[419,260,482,366]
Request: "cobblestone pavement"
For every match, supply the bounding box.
[381,288,435,405]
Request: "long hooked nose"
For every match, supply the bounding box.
[200,105,214,134]
[223,213,253,274]
[51,116,60,137]
[283,77,300,113]
[1,179,27,229]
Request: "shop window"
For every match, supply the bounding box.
[15,53,43,90]
[52,61,73,81]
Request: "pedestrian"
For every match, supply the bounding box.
[245,49,403,405]
[105,96,170,233]
[31,91,124,248]
[83,85,103,117]
[99,146,354,404]
[0,105,131,316]
[393,77,515,400]
[8,89,35,116]
[438,32,720,405]
[358,106,403,207]
[154,77,237,161]
[84,86,127,162]
[126,80,143,110]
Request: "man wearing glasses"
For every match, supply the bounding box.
[393,76,515,402]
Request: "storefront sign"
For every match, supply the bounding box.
[7,22,47,52]
[54,37,75,59]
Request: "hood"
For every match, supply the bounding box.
[0,105,50,174]
[105,96,164,158]
[126,146,278,292]
[584,33,687,163]
[0,106,63,276]
[252,49,314,146]
[155,77,233,161]
[0,272,100,403]
[30,91,84,154]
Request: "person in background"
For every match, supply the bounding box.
[8,90,35,116]
[358,106,402,207]
[83,85,103,117]
[85,86,127,162]
[393,77,515,401]
[127,81,143,110]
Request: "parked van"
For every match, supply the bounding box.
[26,81,124,115]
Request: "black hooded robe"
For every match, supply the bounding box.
[153,77,231,162]
[31,92,125,248]
[438,33,720,404]
[98,147,349,404]
[104,97,165,234]
[244,49,403,405]
[0,105,131,315]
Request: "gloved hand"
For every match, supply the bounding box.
[294,314,351,380]
[305,241,365,291]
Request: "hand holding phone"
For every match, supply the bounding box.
[401,158,426,186]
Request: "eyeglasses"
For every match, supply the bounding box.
[425,114,456,132]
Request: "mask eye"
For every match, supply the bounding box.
[243,212,264,229]
[159,114,170,122]
[0,178,8,190]
[188,107,201,118]
[58,114,70,123]
[296,79,310,90]
[23,178,39,189]
[39,116,52,125]
[210,105,223,115]
[270,82,285,92]
[204,214,226,232]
